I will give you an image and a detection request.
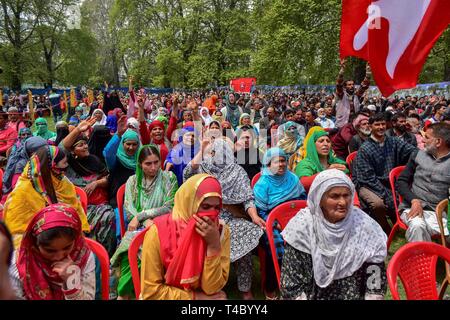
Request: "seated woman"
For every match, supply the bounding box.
[33,118,56,141]
[52,121,70,146]
[280,169,387,300]
[199,107,213,126]
[92,109,107,128]
[234,125,263,181]
[61,119,117,256]
[103,117,140,238]
[4,146,89,248]
[8,127,32,156]
[1,136,47,205]
[88,125,112,165]
[238,113,259,135]
[111,145,178,300]
[254,148,306,299]
[184,139,265,300]
[295,127,348,192]
[9,204,96,300]
[165,125,200,186]
[277,121,304,159]
[141,174,230,300]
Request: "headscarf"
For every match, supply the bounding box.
[18,127,32,142]
[116,129,140,170]
[199,107,213,126]
[68,135,107,177]
[200,139,253,205]
[299,128,346,174]
[127,117,140,132]
[212,112,224,123]
[281,169,387,288]
[133,145,158,212]
[254,148,306,212]
[153,174,222,289]
[148,120,171,167]
[277,121,304,155]
[92,109,107,127]
[2,136,47,195]
[33,118,56,140]
[105,114,118,133]
[156,115,168,130]
[68,116,80,126]
[352,114,369,129]
[166,126,200,186]
[225,93,241,129]
[239,113,252,127]
[88,125,112,162]
[17,204,91,300]
[54,122,69,146]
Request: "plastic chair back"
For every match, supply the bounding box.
[251,172,262,189]
[387,242,450,300]
[85,238,110,300]
[128,227,150,299]
[346,151,357,177]
[117,184,126,238]
[74,186,88,214]
[266,200,307,287]
[435,199,450,299]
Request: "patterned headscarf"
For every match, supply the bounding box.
[282,169,387,288]
[17,203,91,300]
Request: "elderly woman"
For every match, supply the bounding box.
[254,147,306,299]
[280,169,387,300]
[184,138,265,300]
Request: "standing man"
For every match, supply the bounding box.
[335,59,371,128]
[48,89,63,123]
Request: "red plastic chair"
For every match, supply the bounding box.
[251,172,262,189]
[85,238,110,300]
[346,151,357,177]
[116,184,127,238]
[266,200,307,287]
[0,168,4,192]
[387,242,450,300]
[387,166,406,251]
[128,227,150,299]
[75,186,88,214]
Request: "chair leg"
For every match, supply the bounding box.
[438,279,449,300]
[387,223,399,252]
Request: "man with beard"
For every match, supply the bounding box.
[406,114,425,149]
[334,59,371,128]
[386,112,417,147]
[353,112,417,235]
[348,114,371,153]
[397,122,450,242]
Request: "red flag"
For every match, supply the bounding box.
[340,0,450,97]
[230,77,257,93]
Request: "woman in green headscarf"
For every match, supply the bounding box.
[294,128,348,192]
[33,118,56,140]
[110,144,178,300]
[221,93,242,129]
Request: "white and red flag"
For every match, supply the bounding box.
[340,0,450,97]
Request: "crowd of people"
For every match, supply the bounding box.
[0,61,449,300]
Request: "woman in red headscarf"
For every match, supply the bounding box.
[140,174,230,300]
[9,204,95,300]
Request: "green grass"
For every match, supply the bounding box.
[223,231,449,300]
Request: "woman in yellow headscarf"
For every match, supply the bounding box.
[140,174,230,300]
[287,126,323,172]
[3,145,89,248]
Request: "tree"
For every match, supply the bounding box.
[0,0,42,90]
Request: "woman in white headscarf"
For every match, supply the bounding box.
[280,169,387,300]
[92,109,107,127]
[199,107,213,126]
